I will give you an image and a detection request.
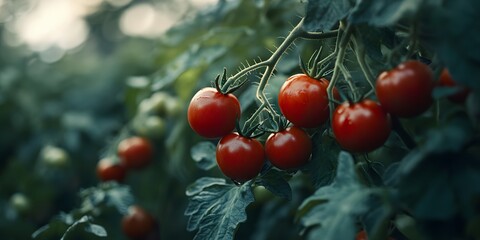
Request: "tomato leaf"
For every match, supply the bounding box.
[191,141,217,171]
[349,0,422,26]
[60,216,107,240]
[297,152,372,240]
[256,168,292,200]
[420,0,480,90]
[79,182,134,215]
[303,0,353,31]
[386,116,480,221]
[301,134,340,188]
[185,177,254,240]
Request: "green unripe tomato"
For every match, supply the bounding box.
[10,193,31,214]
[132,115,166,139]
[40,145,70,168]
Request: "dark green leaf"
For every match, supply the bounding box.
[191,142,217,171]
[185,177,254,240]
[303,0,353,31]
[61,216,106,240]
[256,168,292,200]
[432,86,466,99]
[84,223,107,237]
[298,152,372,240]
[420,0,480,89]
[349,0,422,26]
[302,134,340,188]
[79,182,134,215]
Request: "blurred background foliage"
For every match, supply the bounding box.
[0,0,310,239]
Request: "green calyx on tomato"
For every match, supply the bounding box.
[376,60,434,118]
[265,126,312,170]
[278,73,340,128]
[216,132,265,182]
[333,99,392,153]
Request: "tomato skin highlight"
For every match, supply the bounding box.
[376,60,434,118]
[118,137,153,170]
[188,87,241,139]
[332,100,391,153]
[122,206,156,240]
[265,126,312,170]
[438,68,470,103]
[96,158,126,182]
[278,74,339,128]
[216,133,265,182]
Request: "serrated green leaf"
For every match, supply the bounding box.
[256,168,292,200]
[191,142,217,171]
[349,0,422,26]
[185,177,254,240]
[298,152,372,240]
[303,0,353,31]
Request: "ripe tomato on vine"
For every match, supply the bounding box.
[215,132,265,182]
[332,99,391,152]
[265,126,312,170]
[187,87,241,139]
[278,74,339,128]
[375,60,434,118]
[117,136,153,170]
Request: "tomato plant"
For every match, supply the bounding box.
[117,136,153,170]
[332,100,391,152]
[375,60,434,118]
[8,0,478,240]
[188,87,241,139]
[216,132,265,182]
[278,74,339,128]
[122,205,157,240]
[265,126,312,170]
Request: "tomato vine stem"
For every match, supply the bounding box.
[223,18,339,129]
[327,21,353,119]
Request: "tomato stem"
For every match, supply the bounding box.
[351,33,376,92]
[391,116,417,149]
[327,21,353,120]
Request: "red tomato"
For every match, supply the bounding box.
[332,100,391,152]
[122,206,156,240]
[438,68,470,103]
[356,230,368,240]
[188,87,241,139]
[278,74,340,128]
[96,158,126,182]
[216,133,265,182]
[118,137,153,170]
[376,60,434,118]
[265,126,312,170]
[356,230,395,240]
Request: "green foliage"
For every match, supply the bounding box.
[191,142,217,171]
[185,177,254,240]
[297,152,372,240]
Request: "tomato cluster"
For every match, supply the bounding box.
[188,86,314,182]
[96,136,154,182]
[188,60,452,181]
